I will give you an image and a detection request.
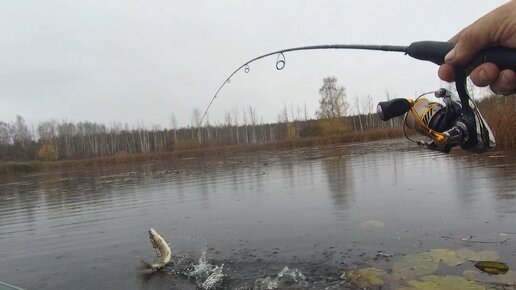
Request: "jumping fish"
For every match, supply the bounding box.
[140,228,172,271]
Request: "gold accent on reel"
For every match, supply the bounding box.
[404,98,447,145]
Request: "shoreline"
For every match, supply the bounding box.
[1,122,514,176]
[0,128,404,175]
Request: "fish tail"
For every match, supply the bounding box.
[139,259,154,270]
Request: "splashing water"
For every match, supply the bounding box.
[201,264,225,290]
[254,266,308,289]
[186,249,225,289]
[187,249,212,278]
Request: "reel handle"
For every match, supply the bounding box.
[407,41,516,71]
[377,98,412,121]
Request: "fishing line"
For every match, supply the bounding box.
[199,44,408,125]
[198,40,514,153]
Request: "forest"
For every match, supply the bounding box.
[0,77,514,168]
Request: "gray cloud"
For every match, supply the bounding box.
[0,0,506,127]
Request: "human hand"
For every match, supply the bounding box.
[438,0,516,94]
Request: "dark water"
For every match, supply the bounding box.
[1,140,515,289]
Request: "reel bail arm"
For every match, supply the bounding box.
[376,67,496,153]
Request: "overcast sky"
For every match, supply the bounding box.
[0,0,507,128]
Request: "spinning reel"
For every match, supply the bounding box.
[377,71,495,153]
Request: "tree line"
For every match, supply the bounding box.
[0,77,406,161]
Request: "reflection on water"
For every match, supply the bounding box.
[0,140,515,289]
[323,156,352,209]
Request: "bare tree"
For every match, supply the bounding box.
[0,121,11,158]
[233,109,240,144]
[248,105,257,143]
[13,115,31,145]
[191,108,202,143]
[354,96,364,132]
[362,95,374,129]
[316,77,349,119]
[170,113,178,142]
[223,111,232,142]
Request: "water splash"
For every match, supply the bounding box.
[278,266,306,282]
[186,249,225,289]
[254,266,308,289]
[201,264,224,290]
[187,249,212,278]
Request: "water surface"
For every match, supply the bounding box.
[1,140,515,289]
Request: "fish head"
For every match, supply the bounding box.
[149,228,160,243]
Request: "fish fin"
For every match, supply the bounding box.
[139,259,154,270]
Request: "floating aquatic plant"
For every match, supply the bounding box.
[348,248,511,289]
[393,252,438,279]
[400,275,485,290]
[347,267,386,287]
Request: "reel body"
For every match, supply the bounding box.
[377,80,495,154]
[404,90,462,153]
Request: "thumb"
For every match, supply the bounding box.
[445,21,493,66]
[445,1,516,66]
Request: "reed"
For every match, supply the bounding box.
[0,127,405,174]
[2,96,514,176]
[477,94,516,148]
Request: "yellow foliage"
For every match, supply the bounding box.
[114,150,129,161]
[287,123,296,140]
[38,144,57,160]
[317,118,347,136]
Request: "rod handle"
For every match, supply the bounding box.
[377,98,412,121]
[407,41,516,71]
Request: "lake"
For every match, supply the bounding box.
[1,139,515,289]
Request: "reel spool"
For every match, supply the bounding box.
[405,98,445,136]
[402,92,459,147]
[377,89,469,153]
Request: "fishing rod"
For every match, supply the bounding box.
[206,41,516,153]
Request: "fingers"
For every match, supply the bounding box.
[438,63,456,82]
[470,64,516,94]
[469,63,500,87]
[490,69,516,94]
[440,62,515,94]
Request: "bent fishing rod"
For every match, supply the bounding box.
[205,40,516,153]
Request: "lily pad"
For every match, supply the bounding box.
[392,252,438,280]
[360,220,384,229]
[407,275,485,290]
[474,261,509,275]
[464,269,516,285]
[456,248,499,262]
[347,267,386,287]
[463,270,478,281]
[497,270,516,284]
[429,249,465,266]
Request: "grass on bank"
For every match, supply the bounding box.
[0,127,404,174]
[1,93,514,176]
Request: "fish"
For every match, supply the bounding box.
[140,228,172,271]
